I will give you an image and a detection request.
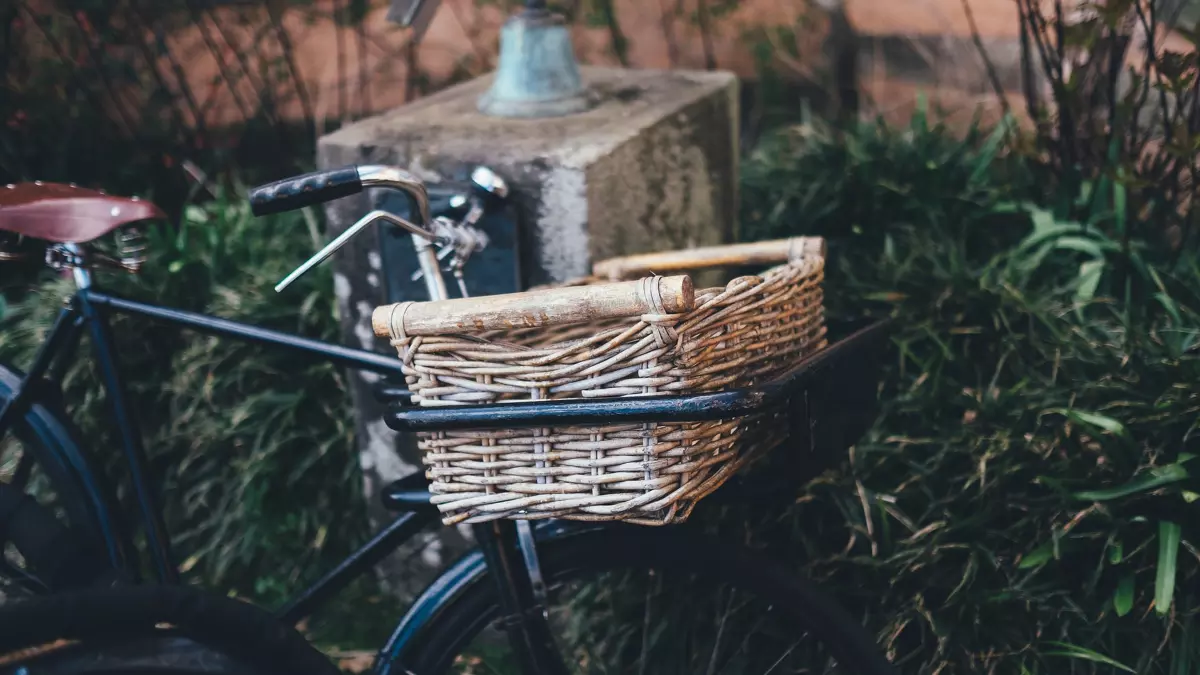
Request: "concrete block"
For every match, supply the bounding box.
[316,65,740,595]
[322,66,739,284]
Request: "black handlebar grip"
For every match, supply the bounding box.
[248,166,363,216]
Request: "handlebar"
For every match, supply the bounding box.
[248,166,364,217]
[249,165,432,226]
[249,164,506,301]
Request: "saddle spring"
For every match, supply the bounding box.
[115,226,148,272]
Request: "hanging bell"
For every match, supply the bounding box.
[477,3,592,118]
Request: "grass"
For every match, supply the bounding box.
[733,111,1200,673]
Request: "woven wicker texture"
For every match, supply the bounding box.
[387,254,827,526]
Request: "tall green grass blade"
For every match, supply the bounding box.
[1113,574,1135,616]
[1076,259,1105,305]
[1109,539,1124,564]
[1048,409,1129,438]
[1156,521,1182,616]
[1113,172,1127,239]
[1074,463,1190,501]
[1019,540,1057,569]
[970,116,1010,186]
[1044,642,1135,672]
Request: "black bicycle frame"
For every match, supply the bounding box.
[0,285,440,614]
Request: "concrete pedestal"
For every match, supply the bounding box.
[317,66,739,594]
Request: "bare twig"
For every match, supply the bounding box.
[404,38,419,102]
[334,0,348,122]
[1017,1,1043,126]
[183,0,255,128]
[206,4,276,119]
[597,0,628,66]
[131,0,210,145]
[117,1,196,147]
[656,0,679,67]
[356,13,372,117]
[18,2,139,141]
[264,1,316,140]
[64,7,141,136]
[696,0,717,71]
[447,0,492,72]
[959,0,1012,119]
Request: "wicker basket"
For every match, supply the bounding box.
[379,238,828,525]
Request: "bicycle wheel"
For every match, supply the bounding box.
[391,524,895,675]
[0,585,343,675]
[1,635,270,675]
[0,363,125,602]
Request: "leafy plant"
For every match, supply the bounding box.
[1016,0,1200,305]
[734,106,1200,673]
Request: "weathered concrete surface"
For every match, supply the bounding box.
[317,65,739,595]
[322,66,739,284]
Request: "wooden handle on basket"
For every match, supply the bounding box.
[372,275,694,338]
[592,237,825,281]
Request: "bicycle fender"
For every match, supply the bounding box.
[0,361,135,575]
[374,520,606,674]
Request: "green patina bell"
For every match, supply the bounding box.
[477,1,592,118]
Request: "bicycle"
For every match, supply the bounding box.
[0,167,896,674]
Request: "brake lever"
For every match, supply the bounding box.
[275,210,436,293]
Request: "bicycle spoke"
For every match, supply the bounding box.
[759,643,799,675]
[706,585,733,675]
[0,549,49,596]
[10,451,33,491]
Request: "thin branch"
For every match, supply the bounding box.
[1017,1,1043,127]
[447,0,493,71]
[264,1,315,140]
[206,4,276,119]
[1133,0,1174,146]
[132,0,210,145]
[696,0,717,71]
[404,37,419,102]
[356,12,371,117]
[17,3,132,139]
[657,0,679,67]
[335,0,347,122]
[959,0,1012,119]
[0,4,15,89]
[597,0,628,66]
[118,1,196,148]
[183,0,255,128]
[65,7,141,136]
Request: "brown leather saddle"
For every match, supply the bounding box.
[0,182,165,244]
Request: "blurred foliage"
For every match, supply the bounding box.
[737,89,1200,672]
[1016,0,1200,279]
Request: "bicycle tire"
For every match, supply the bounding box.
[1,635,270,675]
[0,584,342,675]
[389,524,895,675]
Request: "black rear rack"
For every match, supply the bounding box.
[384,317,893,432]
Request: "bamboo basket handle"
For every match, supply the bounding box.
[592,237,825,281]
[372,275,694,338]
